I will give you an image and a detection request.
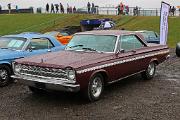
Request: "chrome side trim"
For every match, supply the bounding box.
[77,50,169,74]
[108,70,145,84]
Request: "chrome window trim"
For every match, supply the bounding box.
[76,50,169,74]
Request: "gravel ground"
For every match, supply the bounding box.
[0,49,179,120]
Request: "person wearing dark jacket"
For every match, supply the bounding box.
[87,2,91,14]
[46,3,49,13]
[51,4,55,13]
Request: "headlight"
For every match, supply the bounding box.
[14,64,21,73]
[66,69,76,80]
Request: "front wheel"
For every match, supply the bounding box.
[0,65,11,87]
[83,74,104,102]
[141,62,156,80]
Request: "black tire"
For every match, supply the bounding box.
[0,65,12,87]
[141,62,156,80]
[28,86,45,94]
[83,74,104,102]
[176,42,180,57]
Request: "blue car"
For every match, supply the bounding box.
[136,30,160,44]
[0,33,65,87]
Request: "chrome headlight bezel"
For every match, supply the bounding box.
[65,68,76,81]
[13,63,22,73]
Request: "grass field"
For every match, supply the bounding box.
[0,14,179,47]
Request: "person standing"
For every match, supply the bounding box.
[15,5,19,13]
[116,4,120,15]
[55,4,59,13]
[7,3,11,14]
[73,6,76,13]
[172,6,176,16]
[87,2,91,14]
[60,3,64,13]
[125,5,129,15]
[46,3,49,13]
[91,3,95,14]
[0,5,2,14]
[51,4,55,13]
[179,8,180,16]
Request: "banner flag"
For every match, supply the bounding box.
[160,2,170,45]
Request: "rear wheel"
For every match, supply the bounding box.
[0,65,12,87]
[83,74,104,102]
[141,62,156,80]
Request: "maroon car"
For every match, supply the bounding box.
[12,30,169,101]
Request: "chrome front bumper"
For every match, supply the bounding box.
[11,74,80,92]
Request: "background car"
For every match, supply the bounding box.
[136,30,160,44]
[0,33,65,87]
[176,42,180,57]
[45,31,72,45]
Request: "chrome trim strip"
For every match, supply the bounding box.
[77,50,169,74]
[15,73,76,84]
[108,70,145,84]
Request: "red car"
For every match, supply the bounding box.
[12,30,169,101]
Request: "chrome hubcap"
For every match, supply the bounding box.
[0,69,8,81]
[148,63,155,76]
[91,77,102,98]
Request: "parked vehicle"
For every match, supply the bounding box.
[45,31,72,45]
[0,33,65,87]
[80,18,114,31]
[176,42,180,57]
[136,30,160,44]
[12,30,169,101]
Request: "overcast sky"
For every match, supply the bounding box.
[0,0,179,9]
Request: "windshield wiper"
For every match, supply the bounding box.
[0,47,9,49]
[82,47,97,52]
[68,44,84,48]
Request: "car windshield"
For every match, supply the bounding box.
[0,37,27,50]
[66,34,117,52]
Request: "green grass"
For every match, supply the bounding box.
[0,14,179,47]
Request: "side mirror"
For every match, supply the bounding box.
[115,49,125,55]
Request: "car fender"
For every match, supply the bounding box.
[149,58,159,65]
[89,69,109,83]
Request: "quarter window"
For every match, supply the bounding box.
[120,35,144,51]
[29,38,54,50]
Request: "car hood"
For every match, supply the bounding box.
[0,49,24,61]
[15,50,115,69]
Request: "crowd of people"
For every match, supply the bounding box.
[170,6,177,16]
[116,2,129,15]
[87,2,96,14]
[0,2,180,16]
[45,3,77,14]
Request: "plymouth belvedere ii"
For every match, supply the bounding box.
[12,30,169,101]
[0,33,65,87]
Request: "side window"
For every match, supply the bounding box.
[29,38,54,50]
[120,35,144,51]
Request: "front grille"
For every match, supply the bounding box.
[19,65,68,79]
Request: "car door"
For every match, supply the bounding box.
[24,37,55,57]
[113,34,146,80]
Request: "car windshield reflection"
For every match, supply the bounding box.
[66,35,117,53]
[0,37,27,50]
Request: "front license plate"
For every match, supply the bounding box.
[35,82,46,89]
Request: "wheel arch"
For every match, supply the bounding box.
[90,69,109,85]
[149,58,159,65]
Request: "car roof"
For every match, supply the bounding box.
[75,30,137,36]
[2,33,56,39]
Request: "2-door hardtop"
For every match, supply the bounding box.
[12,30,169,101]
[0,33,65,87]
